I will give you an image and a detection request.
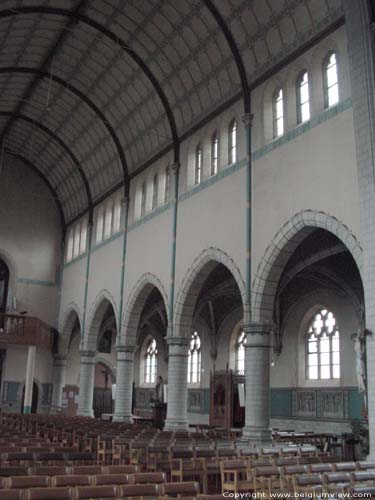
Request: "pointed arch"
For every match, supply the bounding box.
[174,248,246,338]
[84,290,118,351]
[58,303,82,356]
[121,273,169,346]
[252,210,363,324]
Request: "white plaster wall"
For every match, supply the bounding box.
[0,156,62,324]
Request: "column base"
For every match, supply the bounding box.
[112,413,133,424]
[240,425,272,446]
[77,409,94,418]
[164,419,189,431]
[23,406,31,414]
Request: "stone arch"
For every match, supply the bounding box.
[174,247,246,338]
[84,290,118,351]
[252,210,363,324]
[58,303,82,357]
[121,273,169,346]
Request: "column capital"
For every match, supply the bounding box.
[79,349,96,359]
[116,344,136,353]
[171,162,180,174]
[166,336,189,347]
[243,322,273,336]
[242,113,253,127]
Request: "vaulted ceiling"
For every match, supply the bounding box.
[0,0,343,225]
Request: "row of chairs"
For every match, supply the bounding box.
[221,459,375,496]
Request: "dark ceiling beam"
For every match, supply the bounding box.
[0,1,94,222]
[0,111,92,217]
[4,149,66,232]
[202,0,250,113]
[0,66,129,195]
[0,6,180,165]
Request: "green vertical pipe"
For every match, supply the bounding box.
[169,163,180,335]
[55,237,65,330]
[117,198,130,339]
[243,113,253,319]
[81,221,93,339]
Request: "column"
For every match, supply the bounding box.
[164,336,189,431]
[343,0,375,459]
[113,345,135,423]
[23,345,36,414]
[77,350,95,417]
[51,355,67,410]
[242,323,272,444]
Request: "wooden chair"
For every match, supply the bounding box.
[292,474,323,496]
[334,462,357,472]
[7,475,50,489]
[351,470,375,486]
[280,465,308,491]
[220,460,252,494]
[159,481,200,498]
[51,475,91,487]
[252,466,287,498]
[74,485,118,498]
[350,485,375,498]
[119,483,158,499]
[323,472,351,494]
[26,487,73,500]
[0,490,23,500]
[357,461,375,471]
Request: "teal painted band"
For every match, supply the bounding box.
[91,229,124,253]
[23,406,31,414]
[81,224,93,336]
[117,201,130,337]
[169,166,180,333]
[17,278,55,287]
[63,252,86,269]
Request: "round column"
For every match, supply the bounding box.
[113,345,135,423]
[51,355,67,410]
[77,350,96,417]
[242,323,272,444]
[23,345,36,414]
[164,336,189,431]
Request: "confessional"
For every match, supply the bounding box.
[209,369,245,428]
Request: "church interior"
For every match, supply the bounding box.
[1,0,375,497]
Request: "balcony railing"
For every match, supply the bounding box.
[0,314,54,350]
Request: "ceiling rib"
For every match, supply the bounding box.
[0,0,94,221]
[0,66,129,196]
[0,5,180,165]
[0,111,92,214]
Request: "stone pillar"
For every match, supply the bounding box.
[23,345,36,414]
[164,336,189,431]
[51,355,67,410]
[343,0,375,459]
[113,345,135,423]
[77,350,95,417]
[242,323,272,444]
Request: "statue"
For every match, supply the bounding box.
[352,322,371,408]
[155,375,164,405]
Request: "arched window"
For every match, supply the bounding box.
[140,181,147,217]
[66,228,74,262]
[228,119,237,164]
[195,144,202,185]
[323,52,339,108]
[73,223,81,259]
[80,219,87,254]
[165,166,170,203]
[188,331,201,383]
[144,337,158,384]
[306,309,340,380]
[104,202,113,239]
[297,71,310,124]
[152,174,158,210]
[96,208,104,243]
[211,131,219,175]
[236,330,246,374]
[112,196,122,233]
[273,88,284,138]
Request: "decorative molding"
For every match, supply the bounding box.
[91,229,124,253]
[17,278,56,287]
[253,98,352,161]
